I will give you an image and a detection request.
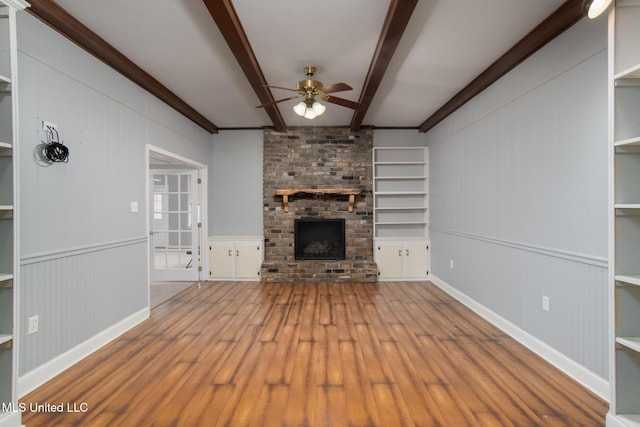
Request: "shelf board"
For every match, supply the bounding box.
[615,204,640,215]
[374,147,424,150]
[375,207,427,211]
[375,176,427,180]
[615,63,640,80]
[615,136,640,147]
[0,74,10,84]
[374,191,427,196]
[615,275,640,287]
[0,205,14,211]
[374,161,425,165]
[617,337,640,353]
[0,334,12,345]
[0,141,12,150]
[375,221,427,226]
[0,273,13,282]
[374,236,429,241]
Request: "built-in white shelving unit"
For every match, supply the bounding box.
[0,2,26,426]
[607,2,640,426]
[373,147,429,280]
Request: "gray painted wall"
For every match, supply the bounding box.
[425,18,609,379]
[17,13,214,376]
[373,129,426,147]
[210,130,263,236]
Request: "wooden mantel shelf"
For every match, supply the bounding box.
[276,189,361,213]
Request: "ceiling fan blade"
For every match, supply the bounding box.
[316,82,352,94]
[256,95,301,108]
[263,84,300,93]
[321,95,366,111]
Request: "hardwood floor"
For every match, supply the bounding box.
[20,281,608,426]
[150,281,197,308]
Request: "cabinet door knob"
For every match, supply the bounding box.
[398,249,402,256]
[406,249,410,256]
[236,250,239,256]
[228,249,232,256]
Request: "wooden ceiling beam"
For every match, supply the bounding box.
[350,0,419,132]
[202,0,286,133]
[418,0,587,133]
[27,0,219,134]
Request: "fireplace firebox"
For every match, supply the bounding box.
[294,218,345,260]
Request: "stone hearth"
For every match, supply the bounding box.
[261,127,377,282]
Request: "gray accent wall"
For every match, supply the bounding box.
[373,129,426,147]
[210,130,263,236]
[425,18,609,379]
[17,13,213,376]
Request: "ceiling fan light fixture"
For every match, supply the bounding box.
[312,101,326,115]
[293,101,307,116]
[304,108,317,119]
[293,100,326,120]
[585,0,613,19]
[261,66,362,119]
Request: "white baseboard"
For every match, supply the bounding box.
[430,274,610,400]
[605,413,639,427]
[17,307,149,398]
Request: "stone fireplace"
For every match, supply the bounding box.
[261,127,378,282]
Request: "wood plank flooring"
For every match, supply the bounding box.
[20,281,608,426]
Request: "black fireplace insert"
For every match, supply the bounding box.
[294,218,345,260]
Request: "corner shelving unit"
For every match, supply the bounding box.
[607,1,640,426]
[373,147,430,280]
[0,1,26,426]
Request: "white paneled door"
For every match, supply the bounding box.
[150,170,200,281]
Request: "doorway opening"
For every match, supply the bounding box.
[147,145,208,308]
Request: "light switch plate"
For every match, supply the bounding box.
[27,315,39,335]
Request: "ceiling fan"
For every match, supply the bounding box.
[257,66,366,119]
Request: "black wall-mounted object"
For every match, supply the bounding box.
[43,126,69,163]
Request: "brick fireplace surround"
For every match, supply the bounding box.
[261,127,378,282]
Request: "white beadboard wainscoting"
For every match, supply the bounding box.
[430,228,609,398]
[18,237,148,396]
[424,17,609,397]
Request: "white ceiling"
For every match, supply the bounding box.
[54,0,566,130]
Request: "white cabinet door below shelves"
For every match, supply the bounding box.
[375,240,429,280]
[209,243,234,279]
[209,239,263,280]
[376,242,403,279]
[235,242,262,279]
[404,242,429,279]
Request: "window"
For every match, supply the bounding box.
[153,193,163,219]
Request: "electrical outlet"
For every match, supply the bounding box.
[27,315,39,335]
[450,259,454,269]
[42,120,58,132]
[542,296,550,312]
